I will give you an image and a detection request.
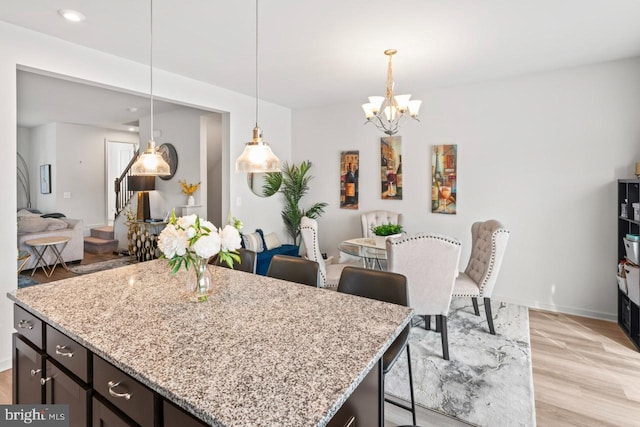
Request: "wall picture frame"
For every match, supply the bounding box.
[340,150,359,209]
[40,164,51,194]
[432,144,457,214]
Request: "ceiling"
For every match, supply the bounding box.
[4,0,640,114]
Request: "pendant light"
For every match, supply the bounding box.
[131,0,171,176]
[235,0,281,173]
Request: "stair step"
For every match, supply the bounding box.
[84,236,119,254]
[91,226,114,240]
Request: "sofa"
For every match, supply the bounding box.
[17,212,84,270]
[241,229,300,275]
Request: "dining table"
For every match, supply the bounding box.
[338,237,388,269]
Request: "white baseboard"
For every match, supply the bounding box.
[0,357,12,372]
[494,294,617,322]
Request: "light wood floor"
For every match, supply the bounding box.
[7,259,640,425]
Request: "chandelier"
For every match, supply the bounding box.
[236,0,281,173]
[361,49,422,136]
[131,0,171,176]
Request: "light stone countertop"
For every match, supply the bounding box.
[8,259,413,427]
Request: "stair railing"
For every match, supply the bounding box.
[114,151,140,221]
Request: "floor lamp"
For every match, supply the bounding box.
[128,176,156,221]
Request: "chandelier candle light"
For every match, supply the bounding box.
[362,49,422,136]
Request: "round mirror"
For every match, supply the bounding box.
[247,172,282,197]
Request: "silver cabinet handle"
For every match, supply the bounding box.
[55,345,74,358]
[108,381,132,400]
[344,416,356,427]
[30,369,41,376]
[40,377,51,385]
[18,319,33,330]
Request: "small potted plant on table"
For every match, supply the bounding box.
[371,223,403,247]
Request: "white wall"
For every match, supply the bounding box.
[29,123,57,213]
[206,114,223,227]
[0,22,291,371]
[293,57,640,321]
[56,123,138,229]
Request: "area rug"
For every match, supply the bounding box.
[385,298,535,427]
[18,274,39,289]
[68,256,137,275]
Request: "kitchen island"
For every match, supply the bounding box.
[8,259,413,426]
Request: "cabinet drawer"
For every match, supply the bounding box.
[14,305,44,349]
[46,325,90,383]
[93,354,155,427]
[163,400,208,427]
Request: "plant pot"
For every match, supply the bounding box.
[373,233,402,247]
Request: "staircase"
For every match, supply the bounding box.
[84,226,119,254]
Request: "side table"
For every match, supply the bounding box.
[17,250,31,275]
[25,236,71,277]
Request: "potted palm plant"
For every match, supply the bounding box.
[263,161,328,245]
[371,223,403,247]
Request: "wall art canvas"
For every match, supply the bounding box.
[381,136,402,200]
[40,164,51,194]
[432,144,457,214]
[340,150,359,209]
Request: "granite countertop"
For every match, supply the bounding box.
[8,259,413,427]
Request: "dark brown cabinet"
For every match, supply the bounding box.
[12,333,44,404]
[13,303,383,426]
[618,179,640,351]
[42,360,91,426]
[327,361,381,427]
[92,397,135,427]
[163,401,208,427]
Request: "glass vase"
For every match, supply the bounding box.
[186,256,212,302]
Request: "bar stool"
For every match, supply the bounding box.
[337,266,416,425]
[266,254,319,287]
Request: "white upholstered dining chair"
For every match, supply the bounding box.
[361,210,403,238]
[387,233,462,360]
[452,219,510,335]
[300,216,360,288]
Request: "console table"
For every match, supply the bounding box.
[127,221,166,262]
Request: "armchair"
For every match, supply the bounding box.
[387,233,462,360]
[300,217,359,288]
[452,220,510,335]
[361,210,403,238]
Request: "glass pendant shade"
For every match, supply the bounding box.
[235,0,281,174]
[131,139,171,176]
[235,126,281,173]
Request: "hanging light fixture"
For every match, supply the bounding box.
[361,49,422,136]
[235,0,281,173]
[131,0,171,177]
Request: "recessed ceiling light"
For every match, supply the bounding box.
[127,107,138,113]
[58,9,86,23]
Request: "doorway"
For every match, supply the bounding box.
[106,140,138,225]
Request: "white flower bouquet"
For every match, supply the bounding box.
[158,211,242,273]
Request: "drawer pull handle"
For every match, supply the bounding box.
[108,381,132,400]
[55,345,74,358]
[40,377,51,385]
[18,320,33,330]
[344,416,356,427]
[30,369,41,376]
